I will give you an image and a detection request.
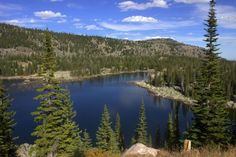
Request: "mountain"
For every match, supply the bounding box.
[0,23,204,58]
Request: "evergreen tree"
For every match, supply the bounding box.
[173,104,180,149]
[81,130,92,151]
[189,0,230,147]
[0,81,16,157]
[32,30,81,157]
[96,105,119,153]
[166,112,174,150]
[155,127,160,148]
[114,113,124,151]
[134,100,147,145]
[148,134,152,147]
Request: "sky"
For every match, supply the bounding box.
[0,0,236,60]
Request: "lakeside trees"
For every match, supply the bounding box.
[32,30,81,156]
[188,0,231,147]
[0,81,16,157]
[96,105,119,153]
[133,100,148,145]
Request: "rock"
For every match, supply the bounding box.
[17,143,36,157]
[122,143,160,157]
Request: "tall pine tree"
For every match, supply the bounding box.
[96,105,119,153]
[114,113,124,152]
[134,100,147,145]
[188,0,230,147]
[32,30,81,157]
[0,81,16,157]
[166,112,174,150]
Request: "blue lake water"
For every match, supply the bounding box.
[4,73,193,147]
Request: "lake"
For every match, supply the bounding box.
[4,72,193,147]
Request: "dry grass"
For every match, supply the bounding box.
[157,147,236,157]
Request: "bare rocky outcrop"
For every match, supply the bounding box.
[122,143,160,157]
[17,143,36,157]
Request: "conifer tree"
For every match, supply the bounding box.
[167,112,174,149]
[114,113,124,151]
[155,127,160,148]
[148,135,152,147]
[134,100,147,145]
[32,30,81,157]
[173,105,180,149]
[189,0,230,147]
[0,81,16,157]
[81,130,92,151]
[96,105,119,153]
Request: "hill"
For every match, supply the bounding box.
[0,23,204,58]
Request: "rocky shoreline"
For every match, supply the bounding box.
[134,81,236,109]
[134,81,194,105]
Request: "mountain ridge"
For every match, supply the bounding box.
[0,23,204,58]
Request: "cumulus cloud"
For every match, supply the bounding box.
[118,0,168,11]
[122,16,158,23]
[100,20,197,31]
[175,0,209,4]
[34,10,66,19]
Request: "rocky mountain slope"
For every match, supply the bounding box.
[0,23,204,58]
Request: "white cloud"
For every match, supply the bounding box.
[122,16,158,23]
[175,0,209,4]
[100,20,197,31]
[118,0,168,11]
[196,4,236,29]
[34,10,66,19]
[144,36,174,40]
[84,25,103,30]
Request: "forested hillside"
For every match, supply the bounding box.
[0,23,204,57]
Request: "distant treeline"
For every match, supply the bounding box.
[1,54,236,101]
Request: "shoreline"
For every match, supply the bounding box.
[133,81,236,109]
[133,81,194,105]
[0,70,148,82]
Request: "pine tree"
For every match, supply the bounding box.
[134,100,147,145]
[114,113,124,151]
[189,0,230,147]
[0,81,16,157]
[148,134,152,147]
[155,127,160,148]
[81,130,92,151]
[32,30,81,157]
[96,105,119,153]
[167,112,174,150]
[173,105,180,149]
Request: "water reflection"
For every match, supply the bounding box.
[4,72,193,147]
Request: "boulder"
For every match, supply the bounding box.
[122,143,160,157]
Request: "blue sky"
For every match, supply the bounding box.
[0,0,236,60]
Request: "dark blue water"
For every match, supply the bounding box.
[4,73,193,146]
